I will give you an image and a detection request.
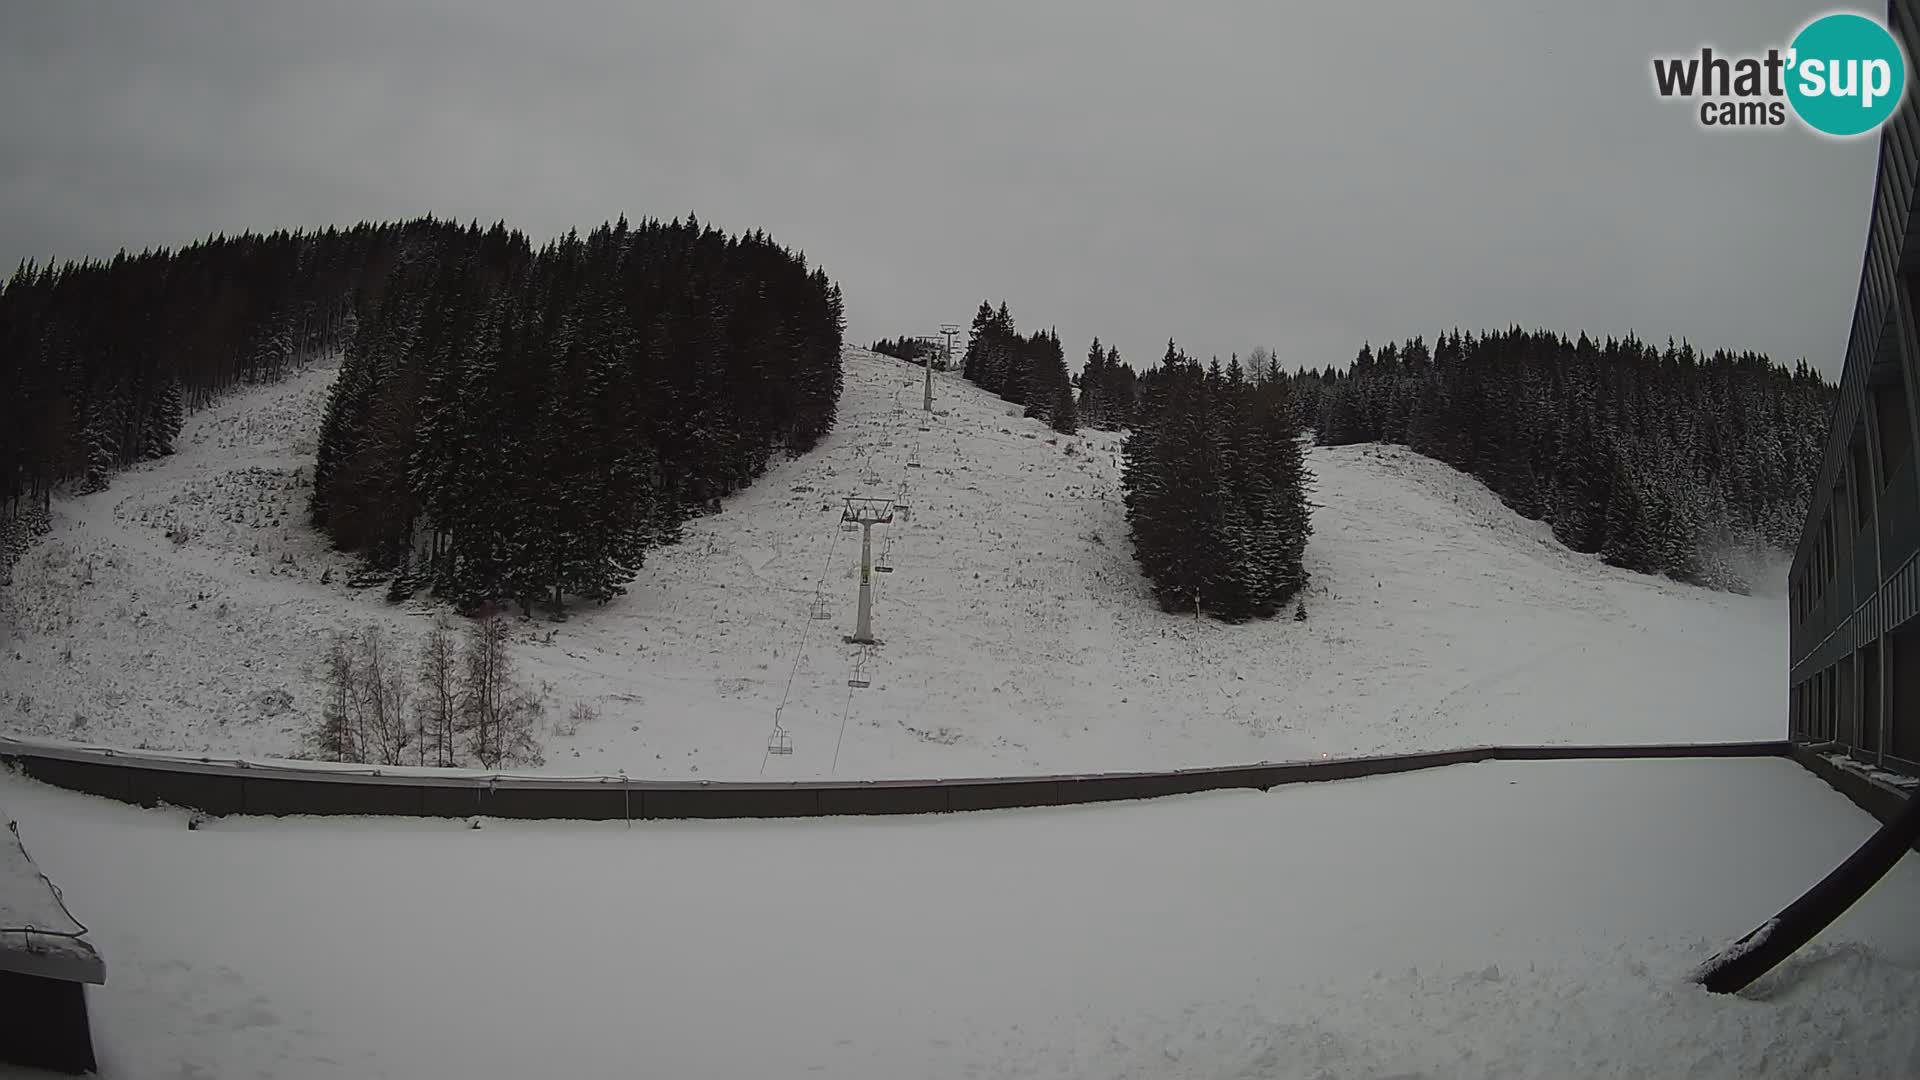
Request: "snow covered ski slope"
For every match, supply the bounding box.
[0,348,1784,778]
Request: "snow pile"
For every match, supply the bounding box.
[1,348,1784,778]
[3,757,1915,1078]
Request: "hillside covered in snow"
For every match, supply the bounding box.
[0,348,1785,778]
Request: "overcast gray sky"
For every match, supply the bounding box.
[0,0,1881,376]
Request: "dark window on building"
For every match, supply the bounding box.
[1893,621,1920,766]
[1816,514,1830,597]
[1840,654,1855,745]
[1850,439,1874,527]
[1875,374,1915,488]
[1827,664,1840,741]
[1820,667,1832,740]
[1824,510,1836,584]
[1862,644,1882,754]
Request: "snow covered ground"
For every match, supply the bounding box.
[3,756,1915,1078]
[0,348,1785,778]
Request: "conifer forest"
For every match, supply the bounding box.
[0,216,845,611]
[1291,330,1835,589]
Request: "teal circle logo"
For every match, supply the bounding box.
[1787,13,1907,136]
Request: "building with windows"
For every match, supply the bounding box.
[1788,3,1920,774]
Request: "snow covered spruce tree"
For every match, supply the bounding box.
[309,215,843,615]
[1303,328,1834,590]
[960,301,1078,433]
[1122,342,1311,621]
[1076,338,1138,430]
[869,336,939,365]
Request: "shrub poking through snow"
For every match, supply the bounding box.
[307,614,544,768]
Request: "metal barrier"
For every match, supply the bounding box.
[0,736,1793,822]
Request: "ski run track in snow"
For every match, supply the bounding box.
[0,347,1786,780]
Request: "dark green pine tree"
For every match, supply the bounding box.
[1104,345,1136,428]
[1077,337,1107,427]
[1600,448,1655,573]
[138,376,185,459]
[1206,356,1258,621]
[1049,376,1079,434]
[992,302,1019,401]
[1253,358,1312,609]
[1124,345,1222,614]
[961,301,995,385]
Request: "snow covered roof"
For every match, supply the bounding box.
[0,817,104,984]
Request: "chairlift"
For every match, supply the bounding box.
[809,596,832,619]
[767,727,793,755]
[906,452,922,469]
[847,675,871,689]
